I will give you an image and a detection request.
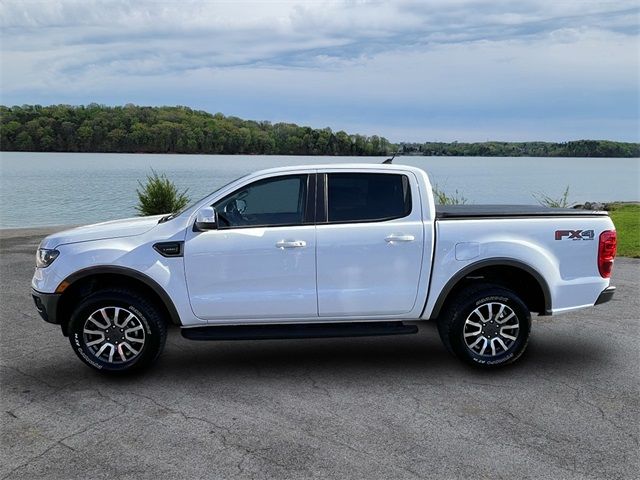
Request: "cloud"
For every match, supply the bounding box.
[1,0,638,141]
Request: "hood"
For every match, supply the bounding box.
[40,215,163,248]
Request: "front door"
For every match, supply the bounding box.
[184,174,318,320]
[316,171,425,316]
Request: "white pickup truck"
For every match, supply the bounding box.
[32,163,617,373]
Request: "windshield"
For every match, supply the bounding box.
[159,173,252,223]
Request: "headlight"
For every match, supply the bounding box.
[36,248,59,268]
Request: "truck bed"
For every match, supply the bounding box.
[435,204,608,219]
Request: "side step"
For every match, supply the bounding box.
[181,321,418,341]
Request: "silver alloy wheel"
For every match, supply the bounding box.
[82,307,146,364]
[463,302,520,357]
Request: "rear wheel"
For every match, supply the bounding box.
[67,289,167,373]
[437,284,531,368]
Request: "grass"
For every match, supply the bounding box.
[533,185,571,208]
[432,184,468,205]
[608,203,640,258]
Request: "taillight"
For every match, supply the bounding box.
[598,230,617,278]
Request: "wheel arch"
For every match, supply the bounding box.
[56,266,182,335]
[427,258,552,319]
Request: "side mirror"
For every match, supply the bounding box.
[194,206,217,231]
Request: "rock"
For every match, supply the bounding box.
[583,202,605,211]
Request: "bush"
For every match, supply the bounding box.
[432,184,468,205]
[136,170,190,216]
[533,185,571,208]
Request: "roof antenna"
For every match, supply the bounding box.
[383,152,397,164]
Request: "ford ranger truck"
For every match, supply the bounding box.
[31,164,617,373]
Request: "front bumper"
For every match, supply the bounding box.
[31,289,61,324]
[594,286,616,306]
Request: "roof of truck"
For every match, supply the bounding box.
[250,162,425,176]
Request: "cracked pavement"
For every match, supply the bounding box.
[1,227,639,479]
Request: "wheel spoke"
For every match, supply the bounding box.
[125,325,143,335]
[494,337,509,352]
[125,333,144,343]
[84,328,104,336]
[115,312,133,328]
[500,323,519,330]
[121,341,141,355]
[479,338,489,355]
[95,343,111,359]
[88,315,109,330]
[490,338,497,356]
[468,336,484,349]
[86,336,105,347]
[500,331,517,341]
[471,308,485,323]
[497,312,515,325]
[100,308,112,327]
[117,344,127,362]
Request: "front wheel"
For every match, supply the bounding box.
[437,284,531,368]
[67,289,167,373]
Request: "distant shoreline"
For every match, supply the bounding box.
[2,151,639,159]
[2,105,639,158]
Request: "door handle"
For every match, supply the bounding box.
[385,234,415,243]
[276,240,307,249]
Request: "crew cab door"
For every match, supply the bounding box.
[316,171,425,316]
[184,173,317,320]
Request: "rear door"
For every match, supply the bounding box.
[316,170,425,316]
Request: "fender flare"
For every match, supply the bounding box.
[426,257,552,319]
[59,265,182,325]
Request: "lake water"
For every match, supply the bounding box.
[0,152,638,228]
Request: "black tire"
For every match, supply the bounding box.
[67,289,167,373]
[437,284,531,368]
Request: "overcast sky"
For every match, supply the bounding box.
[1,0,638,142]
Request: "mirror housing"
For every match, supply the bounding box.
[194,206,217,231]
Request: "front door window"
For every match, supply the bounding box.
[214,175,308,228]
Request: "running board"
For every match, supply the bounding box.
[181,322,418,341]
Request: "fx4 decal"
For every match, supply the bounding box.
[555,229,595,241]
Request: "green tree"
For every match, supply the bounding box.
[14,131,34,150]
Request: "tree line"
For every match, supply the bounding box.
[399,140,639,158]
[0,104,393,156]
[1,104,638,157]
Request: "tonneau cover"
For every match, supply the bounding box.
[435,204,608,219]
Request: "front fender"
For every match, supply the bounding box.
[32,234,203,327]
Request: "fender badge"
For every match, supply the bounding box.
[555,229,595,241]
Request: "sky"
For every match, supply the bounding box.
[1,0,639,142]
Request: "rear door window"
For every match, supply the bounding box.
[326,173,412,223]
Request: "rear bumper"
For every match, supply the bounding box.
[594,286,616,306]
[31,289,61,324]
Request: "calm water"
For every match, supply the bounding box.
[0,152,638,228]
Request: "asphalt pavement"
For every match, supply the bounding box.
[1,227,638,479]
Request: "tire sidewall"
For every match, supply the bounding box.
[450,290,531,367]
[68,293,161,372]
